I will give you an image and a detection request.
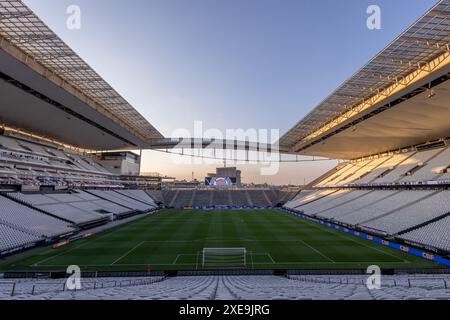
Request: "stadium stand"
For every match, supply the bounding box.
[401,216,450,252]
[0,133,120,188]
[192,190,213,207]
[171,190,195,208]
[159,189,280,208]
[3,274,450,300]
[338,191,432,227]
[2,0,450,302]
[162,190,178,207]
[285,190,339,210]
[0,195,74,238]
[316,190,399,221]
[0,223,42,254]
[292,190,350,215]
[356,153,413,185]
[362,191,450,235]
[287,188,450,247]
[276,191,297,204]
[230,190,251,206]
[401,148,450,182]
[212,190,232,206]
[0,187,161,256]
[378,149,443,184]
[7,192,109,226]
[86,190,156,212]
[73,191,139,218]
[145,190,164,204]
[115,189,157,207]
[246,190,271,207]
[311,146,450,187]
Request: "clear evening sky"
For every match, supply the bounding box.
[24,0,437,184]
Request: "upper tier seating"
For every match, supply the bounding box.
[401,148,450,182]
[373,149,442,184]
[336,157,390,185]
[0,134,112,186]
[316,163,354,187]
[355,153,413,184]
[316,146,450,187]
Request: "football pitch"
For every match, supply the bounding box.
[0,209,441,272]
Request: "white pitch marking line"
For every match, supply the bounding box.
[267,253,276,264]
[110,241,145,266]
[298,239,336,263]
[172,254,181,265]
[248,253,276,264]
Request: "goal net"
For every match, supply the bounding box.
[202,248,247,269]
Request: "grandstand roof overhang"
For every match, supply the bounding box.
[280,0,450,160]
[0,0,163,150]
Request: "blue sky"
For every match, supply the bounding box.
[24,0,438,184]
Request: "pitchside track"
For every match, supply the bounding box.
[0,209,440,271]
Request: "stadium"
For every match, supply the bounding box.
[0,0,450,302]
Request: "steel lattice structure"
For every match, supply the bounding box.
[280,0,450,152]
[0,0,163,144]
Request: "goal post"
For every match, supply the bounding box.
[202,248,247,269]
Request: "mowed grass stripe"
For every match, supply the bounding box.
[0,209,441,272]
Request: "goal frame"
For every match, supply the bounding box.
[202,248,247,269]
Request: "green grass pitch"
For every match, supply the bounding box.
[0,209,441,272]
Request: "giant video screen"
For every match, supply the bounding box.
[205,177,236,186]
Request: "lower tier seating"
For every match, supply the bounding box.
[285,188,450,252]
[7,192,107,225]
[87,190,155,212]
[0,223,42,253]
[400,216,450,252]
[0,195,73,238]
[4,274,450,300]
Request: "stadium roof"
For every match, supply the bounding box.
[280,0,450,159]
[0,0,163,150]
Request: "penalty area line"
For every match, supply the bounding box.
[110,241,145,266]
